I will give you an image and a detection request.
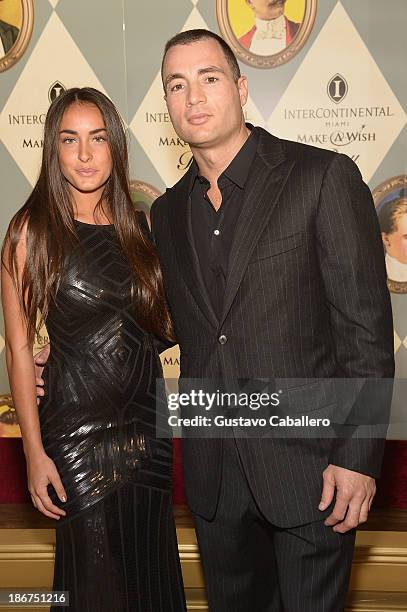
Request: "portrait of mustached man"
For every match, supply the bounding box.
[239,0,300,56]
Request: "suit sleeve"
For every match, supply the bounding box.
[147,196,177,353]
[316,153,394,477]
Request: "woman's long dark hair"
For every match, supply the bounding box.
[2,87,173,343]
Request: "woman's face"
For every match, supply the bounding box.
[58,102,112,201]
[382,213,407,264]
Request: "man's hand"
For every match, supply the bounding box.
[319,464,376,533]
[34,344,50,403]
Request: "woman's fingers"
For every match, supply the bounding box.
[28,454,67,518]
[35,485,66,517]
[32,493,62,520]
[49,470,68,504]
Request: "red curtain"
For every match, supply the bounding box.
[1,437,406,508]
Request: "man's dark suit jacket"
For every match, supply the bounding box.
[0,20,19,55]
[151,127,394,528]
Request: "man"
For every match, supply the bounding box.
[239,0,299,55]
[151,29,394,611]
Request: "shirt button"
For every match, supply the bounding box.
[218,334,227,345]
[213,229,220,236]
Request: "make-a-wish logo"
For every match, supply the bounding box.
[48,81,66,104]
[327,74,348,104]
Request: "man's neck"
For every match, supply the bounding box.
[191,123,251,186]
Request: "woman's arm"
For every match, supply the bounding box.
[1,225,66,520]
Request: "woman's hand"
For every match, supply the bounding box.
[27,451,67,520]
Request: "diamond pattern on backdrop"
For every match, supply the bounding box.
[244,96,265,129]
[0,0,405,398]
[340,0,407,111]
[123,0,193,120]
[130,6,210,187]
[56,0,128,118]
[395,332,402,354]
[0,12,107,186]
[267,2,406,183]
[130,69,191,187]
[391,294,407,345]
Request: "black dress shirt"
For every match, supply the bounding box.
[190,129,258,319]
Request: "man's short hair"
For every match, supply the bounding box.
[378,197,407,235]
[161,29,241,88]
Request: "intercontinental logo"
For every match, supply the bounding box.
[283,73,389,156]
[281,73,394,159]
[267,2,406,182]
[6,80,66,151]
[48,81,66,103]
[327,74,348,104]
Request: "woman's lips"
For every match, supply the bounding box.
[76,169,97,176]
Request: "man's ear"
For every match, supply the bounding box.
[382,233,391,250]
[238,75,249,107]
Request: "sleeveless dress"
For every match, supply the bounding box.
[38,219,185,612]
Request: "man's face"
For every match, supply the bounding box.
[163,39,248,150]
[246,0,286,21]
[383,213,407,265]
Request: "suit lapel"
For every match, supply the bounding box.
[219,131,295,327]
[167,168,219,329]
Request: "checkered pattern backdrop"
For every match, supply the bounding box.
[0,0,406,436]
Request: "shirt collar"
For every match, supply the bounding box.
[191,125,258,190]
[255,15,286,32]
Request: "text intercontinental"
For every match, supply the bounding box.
[284,106,394,120]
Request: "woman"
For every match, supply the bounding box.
[1,87,186,611]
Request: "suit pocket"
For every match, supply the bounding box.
[249,231,303,263]
[276,381,337,420]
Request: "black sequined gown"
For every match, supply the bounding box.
[38,219,185,612]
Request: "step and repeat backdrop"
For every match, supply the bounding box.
[0,0,406,437]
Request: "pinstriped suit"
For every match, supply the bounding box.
[151,127,394,611]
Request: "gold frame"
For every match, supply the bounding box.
[216,0,317,69]
[129,180,161,215]
[0,0,34,73]
[130,180,161,203]
[372,174,407,295]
